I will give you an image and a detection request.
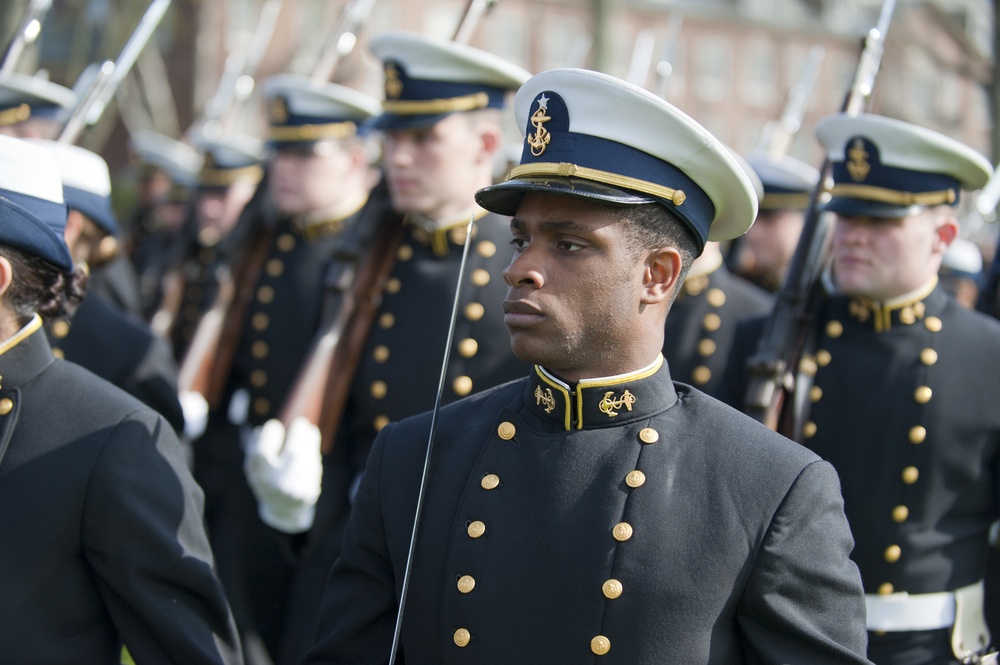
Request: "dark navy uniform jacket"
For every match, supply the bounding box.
[663,262,772,400]
[47,291,185,434]
[0,318,241,664]
[793,283,1000,595]
[305,358,872,665]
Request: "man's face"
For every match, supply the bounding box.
[268,142,356,216]
[831,208,947,301]
[744,209,804,281]
[382,113,486,220]
[502,193,650,381]
[195,178,257,243]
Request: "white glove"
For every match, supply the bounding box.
[244,417,323,533]
[179,390,209,441]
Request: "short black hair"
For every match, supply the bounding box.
[619,202,699,300]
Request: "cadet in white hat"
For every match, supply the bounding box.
[728,112,1000,664]
[0,73,76,139]
[0,135,242,665]
[305,68,870,664]
[737,153,821,291]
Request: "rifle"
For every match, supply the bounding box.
[452,0,497,45]
[311,0,378,83]
[58,0,172,144]
[0,0,52,77]
[277,197,404,454]
[742,0,897,435]
[188,0,284,142]
[756,44,826,160]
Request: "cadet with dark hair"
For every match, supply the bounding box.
[304,68,871,665]
[0,136,242,663]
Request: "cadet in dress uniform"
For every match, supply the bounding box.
[303,68,871,665]
[151,134,264,360]
[727,113,999,665]
[734,153,818,292]
[189,75,384,665]
[0,135,242,664]
[0,72,75,139]
[30,139,185,434]
[243,33,532,665]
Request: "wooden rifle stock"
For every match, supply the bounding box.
[742,0,896,435]
[277,209,405,455]
[149,265,185,339]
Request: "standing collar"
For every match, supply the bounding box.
[524,355,677,431]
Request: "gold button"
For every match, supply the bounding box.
[465,302,485,321]
[706,287,726,307]
[265,258,284,277]
[826,320,844,338]
[810,386,823,402]
[798,355,818,377]
[914,386,932,404]
[251,340,269,359]
[625,470,646,488]
[884,545,901,563]
[453,628,471,647]
[379,312,395,329]
[920,348,938,366]
[685,276,705,296]
[697,338,716,357]
[470,268,490,287]
[372,345,390,363]
[602,579,623,599]
[370,380,387,399]
[467,520,486,538]
[453,375,473,396]
[481,474,500,490]
[899,307,916,325]
[902,466,919,484]
[256,285,275,304]
[878,583,895,595]
[639,428,659,444]
[397,244,413,261]
[816,349,832,367]
[449,227,468,245]
[0,398,13,415]
[53,348,64,359]
[803,421,817,438]
[252,312,269,331]
[385,277,401,294]
[892,505,909,523]
[591,635,611,656]
[477,240,497,258]
[457,338,478,358]
[612,522,633,542]
[52,319,70,338]
[909,426,926,444]
[253,397,270,415]
[497,421,516,440]
[691,365,711,385]
[702,313,722,332]
[250,370,267,387]
[277,233,295,252]
[457,575,476,593]
[924,316,942,332]
[373,415,390,431]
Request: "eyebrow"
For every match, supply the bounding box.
[509,217,593,234]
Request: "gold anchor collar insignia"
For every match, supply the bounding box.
[842,277,938,333]
[525,356,676,431]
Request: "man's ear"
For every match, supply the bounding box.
[478,123,503,162]
[0,256,14,299]
[641,247,683,305]
[63,209,84,251]
[934,215,959,254]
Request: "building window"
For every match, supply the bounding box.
[695,34,731,103]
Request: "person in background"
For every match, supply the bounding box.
[937,236,984,310]
[0,134,242,665]
[0,72,75,139]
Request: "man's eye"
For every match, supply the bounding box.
[558,240,584,251]
[510,237,528,250]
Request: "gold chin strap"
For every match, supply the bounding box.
[508,162,687,206]
[828,183,956,207]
